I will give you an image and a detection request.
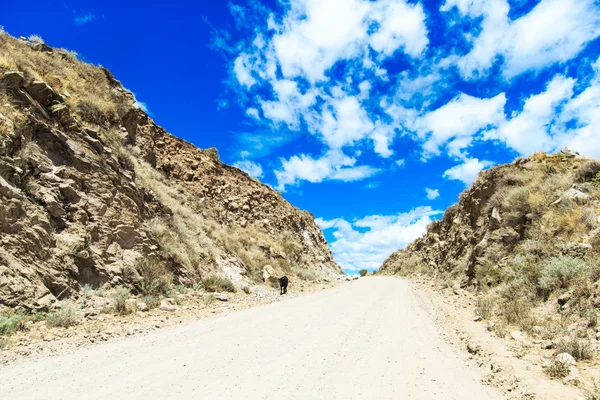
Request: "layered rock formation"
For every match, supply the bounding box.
[0,34,341,310]
[381,152,600,283]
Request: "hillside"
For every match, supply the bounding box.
[0,32,341,312]
[381,151,600,377]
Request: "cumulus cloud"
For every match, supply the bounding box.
[221,0,600,192]
[489,75,575,155]
[316,207,441,272]
[443,0,600,79]
[274,150,380,191]
[443,158,494,186]
[233,159,264,179]
[414,93,506,157]
[425,188,440,200]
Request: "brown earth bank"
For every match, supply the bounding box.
[0,30,342,325]
[380,152,600,398]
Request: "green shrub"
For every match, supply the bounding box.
[0,314,25,336]
[143,295,160,310]
[46,301,80,328]
[359,269,368,277]
[202,276,236,293]
[111,286,132,315]
[538,256,591,292]
[242,286,251,294]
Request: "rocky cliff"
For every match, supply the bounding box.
[381,152,600,336]
[0,33,341,311]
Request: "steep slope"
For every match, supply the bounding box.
[0,33,341,311]
[381,152,600,348]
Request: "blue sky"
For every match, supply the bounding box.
[3,0,600,274]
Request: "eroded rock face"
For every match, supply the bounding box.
[0,36,340,311]
[380,153,600,288]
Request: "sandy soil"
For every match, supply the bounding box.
[1,277,502,400]
[411,279,591,400]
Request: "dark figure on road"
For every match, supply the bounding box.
[279,276,288,295]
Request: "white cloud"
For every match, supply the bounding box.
[319,95,375,149]
[368,0,429,57]
[414,93,507,157]
[274,150,380,190]
[233,53,257,88]
[425,188,440,200]
[443,0,600,79]
[245,107,260,120]
[270,0,428,82]
[489,75,575,155]
[443,158,494,186]
[233,160,264,179]
[317,207,441,272]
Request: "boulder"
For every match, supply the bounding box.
[555,352,577,367]
[137,302,149,312]
[510,331,525,341]
[159,302,178,312]
[59,183,81,203]
[2,71,25,89]
[563,188,590,203]
[114,225,140,250]
[26,80,64,108]
[262,265,275,283]
[0,176,23,200]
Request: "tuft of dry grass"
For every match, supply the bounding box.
[555,338,596,361]
[137,259,173,296]
[111,286,133,315]
[46,301,81,328]
[201,276,236,293]
[28,34,44,44]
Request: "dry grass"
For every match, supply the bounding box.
[555,338,596,361]
[0,34,123,125]
[46,301,81,328]
[137,259,173,296]
[111,286,133,315]
[201,276,236,293]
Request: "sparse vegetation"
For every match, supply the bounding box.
[137,259,173,296]
[359,269,368,277]
[201,276,236,293]
[143,295,160,310]
[555,338,595,361]
[111,286,132,315]
[296,268,318,282]
[46,301,81,328]
[584,379,600,400]
[0,313,25,336]
[538,256,592,293]
[544,359,570,379]
[28,34,44,44]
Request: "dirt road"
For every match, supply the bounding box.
[0,277,501,400]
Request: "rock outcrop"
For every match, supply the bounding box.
[380,153,600,283]
[0,34,341,311]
